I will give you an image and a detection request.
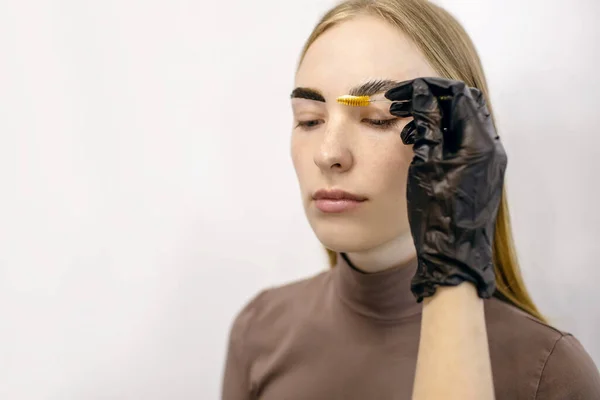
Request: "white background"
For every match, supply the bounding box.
[1,0,598,398]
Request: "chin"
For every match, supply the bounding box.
[308,217,393,254]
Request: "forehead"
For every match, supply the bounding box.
[295,15,436,96]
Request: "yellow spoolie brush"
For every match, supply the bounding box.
[336,94,451,107]
[336,95,382,107]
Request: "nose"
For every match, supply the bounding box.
[313,118,354,174]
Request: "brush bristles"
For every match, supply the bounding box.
[336,95,371,107]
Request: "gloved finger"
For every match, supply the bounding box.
[387,100,415,144]
[400,120,416,145]
[385,78,443,132]
[384,79,413,102]
[389,100,411,118]
[415,76,469,98]
[385,76,460,101]
[411,78,442,128]
[386,78,443,152]
[411,79,444,160]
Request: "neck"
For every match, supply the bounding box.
[345,233,417,273]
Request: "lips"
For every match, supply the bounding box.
[312,189,367,213]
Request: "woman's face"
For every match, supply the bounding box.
[291,15,438,254]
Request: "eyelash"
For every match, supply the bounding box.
[296,118,400,131]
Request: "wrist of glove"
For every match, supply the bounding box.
[385,77,507,303]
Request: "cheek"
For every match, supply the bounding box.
[363,139,412,193]
[290,134,310,189]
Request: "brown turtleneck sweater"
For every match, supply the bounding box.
[222,255,600,399]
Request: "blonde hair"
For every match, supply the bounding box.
[299,0,546,323]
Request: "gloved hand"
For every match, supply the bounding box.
[384,77,507,302]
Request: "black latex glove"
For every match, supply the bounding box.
[384,77,507,302]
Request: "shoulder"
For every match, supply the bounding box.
[484,297,566,349]
[535,333,600,399]
[227,270,333,352]
[237,269,332,326]
[484,298,600,399]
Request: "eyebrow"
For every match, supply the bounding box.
[290,79,401,102]
[290,87,325,102]
[348,79,402,96]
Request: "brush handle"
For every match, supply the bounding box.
[371,95,452,103]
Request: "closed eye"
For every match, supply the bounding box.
[295,118,401,131]
[364,118,401,130]
[296,120,323,130]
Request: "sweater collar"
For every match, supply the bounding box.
[333,252,422,321]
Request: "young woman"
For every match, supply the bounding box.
[222,1,600,399]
